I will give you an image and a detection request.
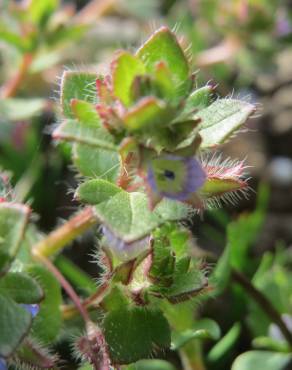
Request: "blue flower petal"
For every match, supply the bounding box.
[0,358,7,370]
[20,304,39,318]
[102,226,150,261]
[147,155,206,201]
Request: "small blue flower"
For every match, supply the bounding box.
[0,358,7,370]
[20,304,39,318]
[147,155,206,201]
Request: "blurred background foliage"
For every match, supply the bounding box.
[1,0,292,369]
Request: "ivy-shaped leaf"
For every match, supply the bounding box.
[76,179,189,242]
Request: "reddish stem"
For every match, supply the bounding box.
[1,53,33,98]
[37,254,91,324]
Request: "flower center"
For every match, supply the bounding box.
[164,169,175,180]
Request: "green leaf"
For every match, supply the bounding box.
[168,226,190,258]
[164,269,207,303]
[53,119,117,151]
[0,272,44,304]
[73,144,119,181]
[28,0,59,27]
[127,359,176,370]
[77,179,122,204]
[122,97,170,131]
[60,71,97,118]
[192,318,221,340]
[197,99,255,148]
[71,99,101,127]
[181,86,213,119]
[136,27,189,89]
[77,180,188,242]
[231,351,292,370]
[149,234,175,287]
[28,265,62,344]
[103,307,171,364]
[200,177,245,197]
[0,29,30,51]
[208,323,241,362]
[0,203,30,273]
[172,318,221,349]
[111,51,145,106]
[154,61,177,101]
[252,336,290,352]
[0,294,32,358]
[102,285,129,311]
[78,364,92,370]
[0,98,46,121]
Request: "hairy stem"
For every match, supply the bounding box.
[232,269,292,346]
[62,281,110,320]
[32,207,97,258]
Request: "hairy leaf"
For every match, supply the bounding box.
[71,99,101,127]
[136,27,189,90]
[60,71,97,118]
[0,203,30,274]
[103,307,171,364]
[111,51,145,106]
[197,99,254,148]
[181,85,213,119]
[0,272,44,304]
[73,144,119,181]
[0,294,32,358]
[122,97,170,131]
[28,265,62,343]
[53,119,117,151]
[77,179,188,242]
